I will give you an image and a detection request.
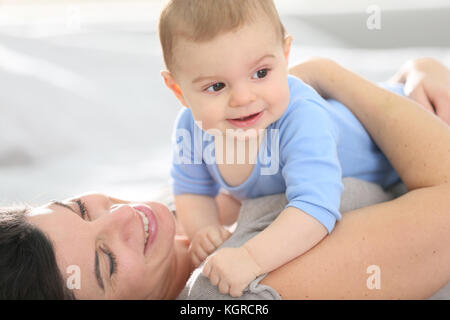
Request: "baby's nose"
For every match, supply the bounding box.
[229,85,256,108]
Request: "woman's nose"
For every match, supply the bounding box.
[229,84,256,108]
[98,204,138,242]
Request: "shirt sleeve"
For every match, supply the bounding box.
[170,108,220,197]
[279,99,344,233]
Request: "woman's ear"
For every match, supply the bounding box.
[161,70,189,108]
[283,35,293,65]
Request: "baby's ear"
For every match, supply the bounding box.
[161,70,189,108]
[283,35,293,64]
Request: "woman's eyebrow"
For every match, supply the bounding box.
[51,200,87,219]
[51,201,77,214]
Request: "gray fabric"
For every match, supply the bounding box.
[177,177,406,300]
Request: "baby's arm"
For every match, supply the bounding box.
[175,194,220,240]
[245,206,327,272]
[171,108,233,266]
[175,194,231,267]
[203,206,327,297]
[215,192,241,227]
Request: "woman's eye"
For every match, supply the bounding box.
[252,68,269,79]
[205,82,225,92]
[75,199,89,220]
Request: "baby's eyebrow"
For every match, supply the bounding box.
[191,53,276,84]
[192,75,217,84]
[248,53,276,70]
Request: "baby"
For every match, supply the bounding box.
[159,0,403,297]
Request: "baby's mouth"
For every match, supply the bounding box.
[226,110,264,128]
[230,111,262,121]
[232,112,260,121]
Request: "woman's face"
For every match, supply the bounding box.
[27,193,177,299]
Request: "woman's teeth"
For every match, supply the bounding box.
[136,209,150,245]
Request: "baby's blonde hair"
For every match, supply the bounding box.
[158,0,287,73]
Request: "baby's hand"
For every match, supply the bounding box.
[189,224,231,267]
[202,246,262,298]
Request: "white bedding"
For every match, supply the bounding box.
[0,20,448,299]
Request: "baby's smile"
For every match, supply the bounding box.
[226,110,265,128]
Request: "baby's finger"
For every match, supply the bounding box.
[208,268,220,286]
[200,236,217,254]
[195,243,209,262]
[220,228,232,241]
[218,279,230,295]
[230,286,244,298]
[202,259,212,277]
[206,229,225,248]
[190,253,199,267]
[190,250,203,268]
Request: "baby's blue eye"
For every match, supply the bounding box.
[206,82,226,92]
[252,68,269,79]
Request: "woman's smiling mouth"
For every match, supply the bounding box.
[132,205,158,255]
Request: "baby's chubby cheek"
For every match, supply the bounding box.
[194,117,219,132]
[267,85,290,118]
[190,111,225,132]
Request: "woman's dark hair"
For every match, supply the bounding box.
[0,206,74,299]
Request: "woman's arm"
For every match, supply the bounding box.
[292,57,450,125]
[260,60,450,299]
[262,183,450,299]
[291,59,450,191]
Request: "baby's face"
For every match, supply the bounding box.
[168,16,291,138]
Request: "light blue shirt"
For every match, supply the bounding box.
[170,75,404,233]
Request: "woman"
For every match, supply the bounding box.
[1,58,449,299]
